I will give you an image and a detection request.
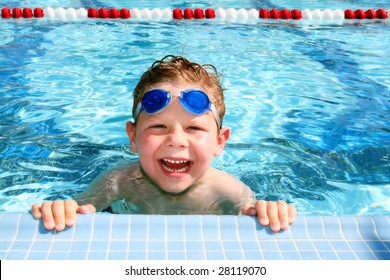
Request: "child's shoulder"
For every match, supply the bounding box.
[103,161,142,178]
[199,167,255,207]
[91,161,143,187]
[205,167,247,188]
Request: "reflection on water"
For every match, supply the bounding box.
[218,140,389,215]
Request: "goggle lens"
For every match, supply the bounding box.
[134,88,221,128]
[180,89,211,115]
[142,89,171,114]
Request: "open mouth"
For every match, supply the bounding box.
[161,158,191,173]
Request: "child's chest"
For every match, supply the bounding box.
[111,181,242,215]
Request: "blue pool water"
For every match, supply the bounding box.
[0,0,389,216]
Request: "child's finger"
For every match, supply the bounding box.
[40,201,56,230]
[241,205,257,216]
[64,200,79,227]
[288,205,297,224]
[51,200,66,231]
[31,203,43,219]
[277,200,289,230]
[77,204,97,214]
[267,201,281,232]
[255,200,269,226]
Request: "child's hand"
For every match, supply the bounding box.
[31,200,96,231]
[243,200,297,232]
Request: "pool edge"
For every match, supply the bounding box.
[0,213,389,260]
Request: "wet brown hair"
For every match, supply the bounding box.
[132,55,225,126]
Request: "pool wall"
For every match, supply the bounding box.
[0,213,389,260]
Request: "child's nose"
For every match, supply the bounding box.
[166,128,189,148]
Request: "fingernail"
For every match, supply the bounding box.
[66,218,74,227]
[272,222,281,232]
[55,223,65,231]
[260,218,269,225]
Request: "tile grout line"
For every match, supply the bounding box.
[218,216,227,260]
[183,216,188,260]
[273,233,284,260]
[164,215,168,260]
[327,217,341,260]
[146,215,150,260]
[65,220,77,260]
[85,213,96,260]
[356,216,378,260]
[25,214,40,260]
[235,216,247,260]
[252,219,266,260]
[105,214,114,260]
[312,217,325,260]
[290,222,304,260]
[340,217,359,260]
[200,216,207,260]
[126,215,132,260]
[370,216,382,240]
[6,214,22,259]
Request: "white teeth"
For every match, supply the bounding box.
[162,165,188,173]
[161,158,190,173]
[162,159,189,164]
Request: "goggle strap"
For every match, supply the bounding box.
[210,104,222,128]
[133,102,142,120]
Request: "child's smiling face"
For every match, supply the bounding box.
[127,82,230,194]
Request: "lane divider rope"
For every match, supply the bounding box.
[1,7,389,21]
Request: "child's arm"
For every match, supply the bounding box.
[30,163,140,231]
[242,200,297,232]
[31,200,96,231]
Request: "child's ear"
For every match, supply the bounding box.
[126,121,138,153]
[214,127,230,156]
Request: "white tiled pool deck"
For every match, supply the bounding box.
[0,213,389,260]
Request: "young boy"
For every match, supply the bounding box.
[31,56,296,232]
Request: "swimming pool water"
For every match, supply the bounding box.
[0,0,389,215]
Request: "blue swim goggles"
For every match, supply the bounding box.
[133,88,221,128]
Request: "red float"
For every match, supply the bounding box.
[344,9,355,19]
[291,9,302,20]
[173,8,183,19]
[259,8,270,19]
[194,8,204,19]
[12,7,23,18]
[365,9,376,19]
[354,9,366,19]
[120,8,130,19]
[33,7,44,18]
[1,7,12,18]
[23,7,33,18]
[184,8,194,19]
[205,8,215,18]
[376,8,388,19]
[280,9,291,20]
[109,8,120,18]
[270,9,281,19]
[88,8,99,18]
[98,8,109,18]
